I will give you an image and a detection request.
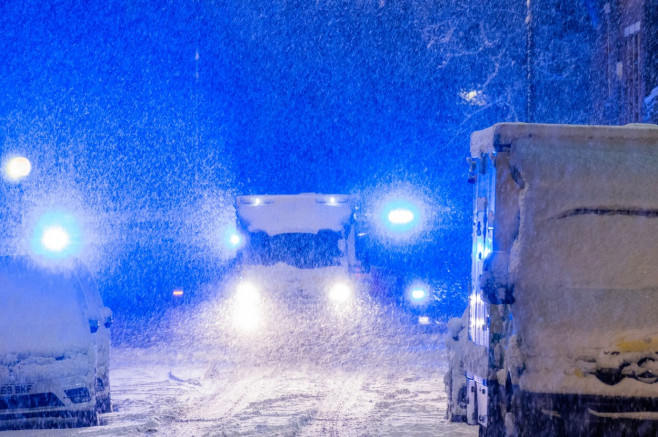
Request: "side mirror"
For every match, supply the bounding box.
[480,251,514,304]
[89,319,100,334]
[101,307,113,329]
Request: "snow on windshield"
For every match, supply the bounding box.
[0,257,91,356]
[242,230,345,268]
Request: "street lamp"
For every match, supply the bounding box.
[3,156,32,183]
[30,211,82,259]
[380,199,422,234]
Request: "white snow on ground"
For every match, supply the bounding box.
[2,306,476,437]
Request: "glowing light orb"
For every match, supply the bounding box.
[223,227,244,250]
[329,282,353,303]
[411,288,428,301]
[379,199,422,234]
[229,233,241,246]
[41,226,71,252]
[4,156,32,182]
[388,208,415,225]
[30,211,82,259]
[173,289,184,297]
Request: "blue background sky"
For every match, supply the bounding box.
[2,0,592,316]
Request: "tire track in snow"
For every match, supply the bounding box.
[297,372,371,437]
[168,366,294,436]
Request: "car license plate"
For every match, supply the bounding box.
[0,384,33,395]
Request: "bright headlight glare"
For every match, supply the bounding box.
[235,281,260,305]
[233,281,262,332]
[233,306,261,332]
[329,282,353,303]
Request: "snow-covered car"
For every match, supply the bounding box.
[0,256,112,429]
[74,261,113,414]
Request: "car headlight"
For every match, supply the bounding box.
[407,284,430,305]
[328,281,353,303]
[232,281,262,332]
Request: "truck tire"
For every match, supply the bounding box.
[96,392,112,414]
[75,410,99,427]
[445,372,466,423]
[446,401,466,423]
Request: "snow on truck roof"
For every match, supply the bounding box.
[236,193,353,236]
[471,122,658,157]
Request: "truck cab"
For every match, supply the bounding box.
[225,193,368,337]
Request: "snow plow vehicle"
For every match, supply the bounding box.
[446,123,658,436]
[225,193,370,338]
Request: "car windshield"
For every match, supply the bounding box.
[242,230,344,269]
[0,258,89,356]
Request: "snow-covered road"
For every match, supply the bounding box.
[4,308,476,436]
[4,343,476,436]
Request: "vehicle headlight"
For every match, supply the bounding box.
[407,284,430,304]
[328,281,353,303]
[235,281,260,305]
[232,281,262,332]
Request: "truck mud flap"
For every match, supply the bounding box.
[466,379,478,425]
[466,378,491,426]
[476,382,489,426]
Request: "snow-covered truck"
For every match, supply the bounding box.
[227,194,368,336]
[447,123,658,436]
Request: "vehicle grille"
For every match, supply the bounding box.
[0,393,65,410]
